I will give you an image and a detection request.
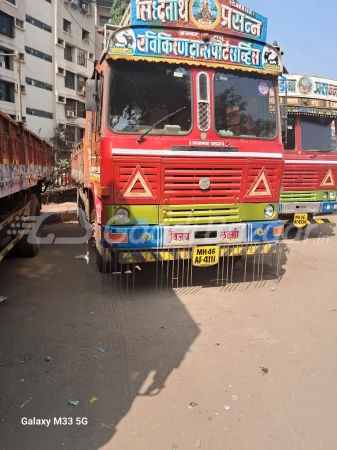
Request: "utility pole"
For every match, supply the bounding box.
[15,51,22,123]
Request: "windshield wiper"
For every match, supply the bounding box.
[136,107,186,144]
[310,150,335,157]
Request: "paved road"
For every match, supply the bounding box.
[1,222,337,450]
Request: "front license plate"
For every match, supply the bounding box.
[193,246,219,267]
[293,213,308,228]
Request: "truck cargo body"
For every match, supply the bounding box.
[0,111,54,261]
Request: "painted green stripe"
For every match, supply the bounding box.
[106,203,278,226]
[280,191,337,202]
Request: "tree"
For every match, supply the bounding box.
[110,0,129,25]
[49,125,69,162]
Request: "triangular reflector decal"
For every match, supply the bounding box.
[321,169,335,187]
[120,165,156,199]
[246,168,272,197]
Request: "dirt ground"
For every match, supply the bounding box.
[1,221,337,450]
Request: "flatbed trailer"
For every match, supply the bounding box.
[0,111,54,262]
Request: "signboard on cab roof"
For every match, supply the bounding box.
[108,0,283,74]
[279,74,337,116]
[131,0,268,43]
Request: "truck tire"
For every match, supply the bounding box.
[96,247,114,273]
[17,195,40,258]
[76,189,82,224]
[94,220,116,273]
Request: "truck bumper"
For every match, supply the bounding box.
[115,243,280,264]
[101,220,284,250]
[279,201,337,215]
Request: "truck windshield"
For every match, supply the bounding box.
[214,71,277,139]
[301,116,336,152]
[108,62,192,135]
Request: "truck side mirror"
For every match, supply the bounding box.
[86,79,102,112]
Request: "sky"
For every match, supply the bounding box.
[244,0,337,80]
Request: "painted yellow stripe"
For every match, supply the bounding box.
[122,252,136,263]
[141,251,156,262]
[179,250,189,260]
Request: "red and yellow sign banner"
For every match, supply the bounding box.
[131,0,268,43]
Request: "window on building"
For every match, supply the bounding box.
[63,19,72,34]
[45,0,51,3]
[66,98,76,115]
[77,101,86,118]
[76,74,87,94]
[65,71,75,89]
[15,18,24,29]
[89,53,94,60]
[79,1,89,12]
[58,67,65,75]
[65,125,76,142]
[25,46,52,63]
[82,29,89,43]
[0,80,14,102]
[99,16,110,27]
[26,77,53,91]
[78,128,85,140]
[26,15,52,33]
[6,0,16,4]
[0,50,11,70]
[77,49,87,67]
[0,11,15,37]
[64,44,73,62]
[58,96,65,103]
[58,38,65,46]
[27,108,53,119]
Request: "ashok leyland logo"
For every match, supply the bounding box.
[199,177,210,190]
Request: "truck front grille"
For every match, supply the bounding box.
[159,204,241,225]
[280,191,318,202]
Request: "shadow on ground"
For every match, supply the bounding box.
[0,223,201,450]
[284,221,336,241]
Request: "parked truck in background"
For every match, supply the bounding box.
[72,0,285,281]
[279,74,337,227]
[0,111,54,262]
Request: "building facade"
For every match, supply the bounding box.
[94,0,113,60]
[0,0,103,160]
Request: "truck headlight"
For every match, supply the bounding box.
[114,207,130,224]
[324,192,329,199]
[329,192,335,200]
[264,205,274,218]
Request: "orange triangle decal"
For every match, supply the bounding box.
[320,169,335,187]
[246,169,272,197]
[120,165,157,199]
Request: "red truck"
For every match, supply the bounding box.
[72,0,285,282]
[0,111,54,262]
